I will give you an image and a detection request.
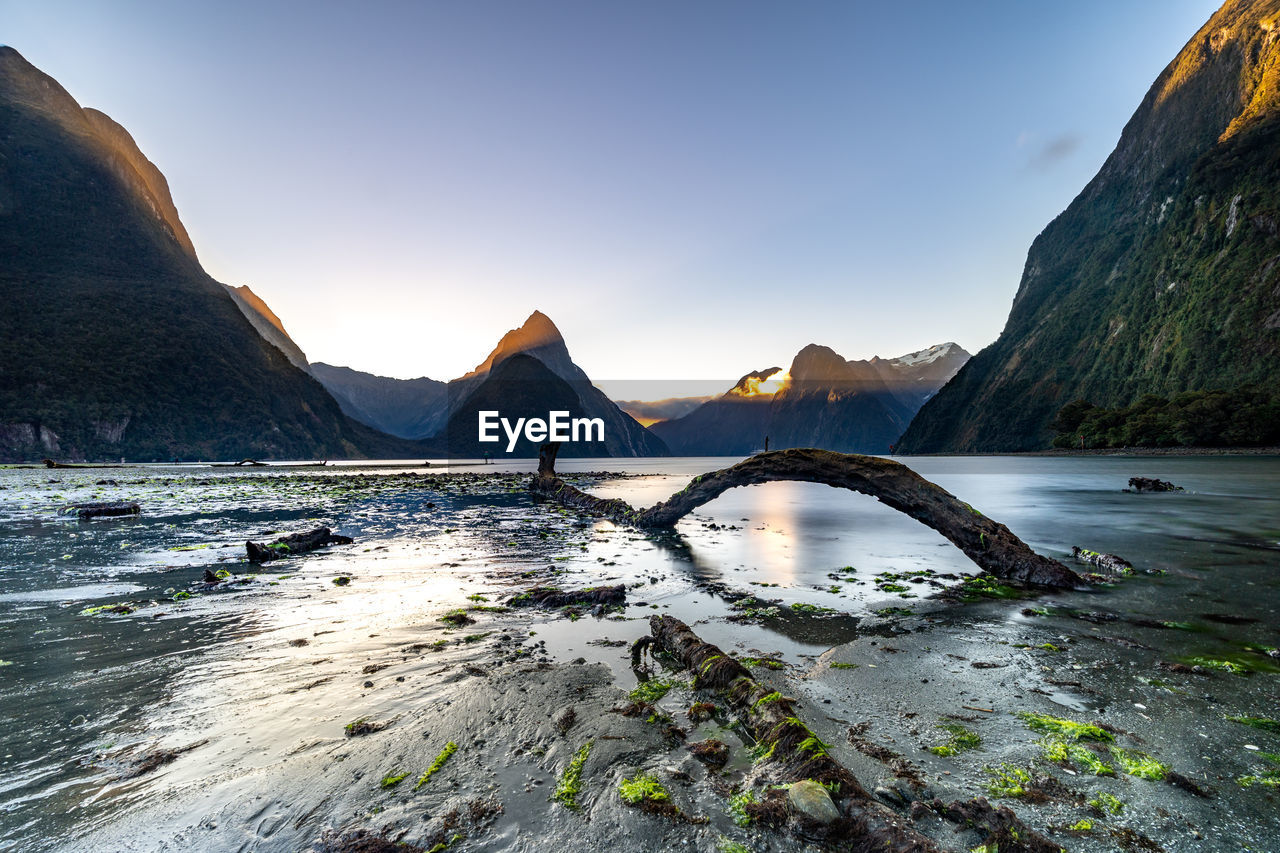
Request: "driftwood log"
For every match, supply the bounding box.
[246,527,353,562]
[531,444,1081,588]
[60,501,140,519]
[646,615,933,850]
[645,616,1062,852]
[507,584,626,609]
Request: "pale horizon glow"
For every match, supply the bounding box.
[1,0,1222,381]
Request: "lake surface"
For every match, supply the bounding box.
[1,455,1277,850]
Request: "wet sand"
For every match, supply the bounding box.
[1,461,1277,851]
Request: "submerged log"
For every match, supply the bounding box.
[532,444,1081,588]
[60,501,140,519]
[246,527,353,562]
[1128,476,1183,492]
[507,584,626,609]
[1071,546,1134,576]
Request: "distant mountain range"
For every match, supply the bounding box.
[0,43,977,462]
[229,292,664,456]
[649,342,967,455]
[0,46,424,462]
[900,0,1280,452]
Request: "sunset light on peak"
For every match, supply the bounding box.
[731,368,790,398]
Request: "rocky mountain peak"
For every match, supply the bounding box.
[457,310,585,384]
[0,46,196,260]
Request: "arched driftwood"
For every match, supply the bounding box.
[531,444,1081,588]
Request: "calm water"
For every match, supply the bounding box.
[1,455,1277,849]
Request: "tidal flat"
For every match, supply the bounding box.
[0,456,1277,851]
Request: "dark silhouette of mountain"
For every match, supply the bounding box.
[310,363,447,440]
[0,46,426,462]
[647,370,778,455]
[443,354,613,457]
[444,311,666,457]
[767,345,915,454]
[650,343,967,455]
[900,0,1280,452]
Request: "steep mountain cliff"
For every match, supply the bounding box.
[0,46,422,461]
[225,285,312,372]
[900,0,1280,452]
[445,311,667,457]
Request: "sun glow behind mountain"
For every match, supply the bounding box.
[730,368,790,398]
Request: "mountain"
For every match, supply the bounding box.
[444,311,667,457]
[646,369,779,456]
[899,0,1280,453]
[310,363,447,439]
[614,395,715,427]
[650,342,966,455]
[225,285,311,372]
[217,284,451,440]
[442,354,613,457]
[868,342,970,410]
[0,46,425,462]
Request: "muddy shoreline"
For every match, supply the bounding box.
[1,461,1276,852]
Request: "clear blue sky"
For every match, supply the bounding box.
[3,0,1222,383]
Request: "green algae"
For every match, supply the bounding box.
[1183,656,1249,674]
[1226,715,1280,734]
[751,691,785,711]
[380,770,409,789]
[961,573,1023,600]
[629,678,683,703]
[552,742,592,810]
[1089,791,1125,815]
[788,602,835,614]
[618,772,670,805]
[1109,746,1168,780]
[1016,711,1113,742]
[727,789,758,826]
[1039,737,1114,775]
[415,741,458,789]
[928,722,982,757]
[984,764,1032,798]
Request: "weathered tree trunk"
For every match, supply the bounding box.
[531,444,1081,588]
[647,615,1063,853]
[246,527,352,562]
[646,615,936,850]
